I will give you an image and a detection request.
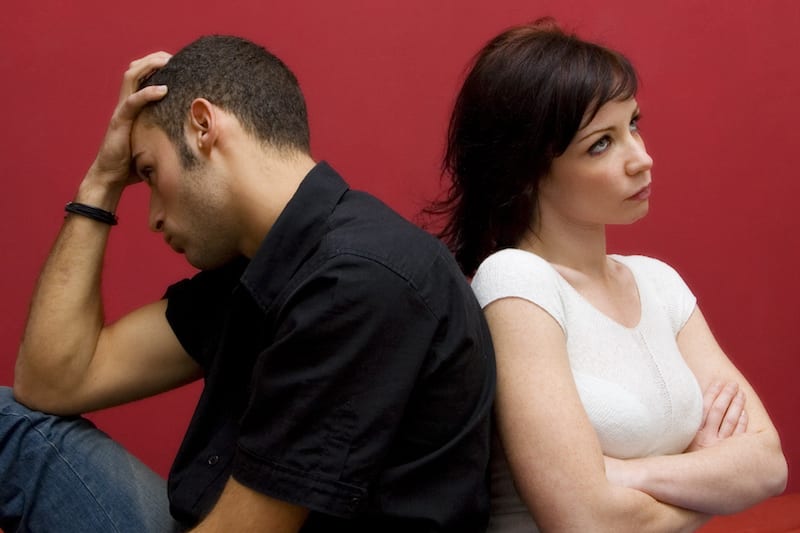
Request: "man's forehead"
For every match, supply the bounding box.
[130,122,174,169]
[131,114,158,135]
[130,117,166,149]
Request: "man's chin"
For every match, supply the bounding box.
[184,249,237,271]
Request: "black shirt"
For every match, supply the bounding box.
[164,162,495,531]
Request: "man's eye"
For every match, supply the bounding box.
[139,167,153,182]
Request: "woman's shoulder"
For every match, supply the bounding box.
[613,254,697,331]
[473,248,558,288]
[474,247,553,276]
[471,248,564,312]
[612,253,672,271]
[611,254,686,286]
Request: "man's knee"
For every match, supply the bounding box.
[0,385,43,416]
[0,385,71,437]
[0,385,25,413]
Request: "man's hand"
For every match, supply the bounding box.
[80,52,171,208]
[687,381,748,452]
[14,50,194,415]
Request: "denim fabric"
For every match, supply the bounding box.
[0,387,180,532]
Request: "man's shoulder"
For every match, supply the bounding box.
[310,207,478,328]
[299,163,446,279]
[324,189,450,279]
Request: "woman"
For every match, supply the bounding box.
[433,19,787,532]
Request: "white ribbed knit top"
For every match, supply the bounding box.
[471,249,703,533]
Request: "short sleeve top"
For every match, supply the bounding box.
[472,248,702,458]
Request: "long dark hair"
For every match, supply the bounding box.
[430,18,638,276]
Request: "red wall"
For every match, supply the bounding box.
[2,1,798,492]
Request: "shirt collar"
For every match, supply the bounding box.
[240,161,349,311]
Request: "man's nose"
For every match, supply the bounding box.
[148,193,165,232]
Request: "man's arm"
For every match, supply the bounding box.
[190,477,309,533]
[14,52,200,415]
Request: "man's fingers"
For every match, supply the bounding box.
[91,52,171,180]
[128,51,172,71]
[114,51,172,121]
[118,51,172,102]
[116,84,168,122]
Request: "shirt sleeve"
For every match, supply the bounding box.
[471,248,566,332]
[164,258,248,368]
[230,254,440,518]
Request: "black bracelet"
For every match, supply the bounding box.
[64,202,118,226]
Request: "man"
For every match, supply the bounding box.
[2,36,494,532]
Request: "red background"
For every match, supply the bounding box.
[1,1,798,493]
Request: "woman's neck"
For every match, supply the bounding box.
[520,217,610,279]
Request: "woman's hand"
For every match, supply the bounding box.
[602,308,786,515]
[605,381,747,491]
[687,381,748,452]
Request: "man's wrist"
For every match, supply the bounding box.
[75,168,127,212]
[65,202,118,225]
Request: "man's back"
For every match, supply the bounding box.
[165,162,495,531]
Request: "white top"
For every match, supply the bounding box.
[472,249,704,533]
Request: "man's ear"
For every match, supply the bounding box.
[188,98,218,155]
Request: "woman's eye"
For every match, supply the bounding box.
[630,116,640,134]
[588,136,610,155]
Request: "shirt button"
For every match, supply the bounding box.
[207,455,220,466]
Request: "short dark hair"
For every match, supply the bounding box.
[139,35,310,167]
[430,18,638,276]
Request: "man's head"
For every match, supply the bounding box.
[138,34,310,168]
[130,35,314,271]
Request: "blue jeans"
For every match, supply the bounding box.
[0,387,181,532]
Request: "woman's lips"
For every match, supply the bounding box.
[628,184,651,201]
